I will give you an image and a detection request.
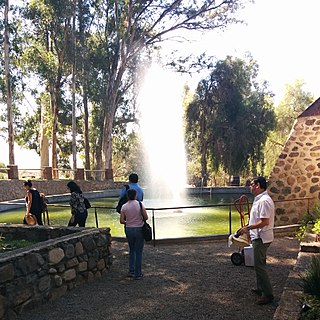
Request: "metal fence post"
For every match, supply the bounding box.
[152,209,156,247]
[94,208,99,228]
[229,204,232,235]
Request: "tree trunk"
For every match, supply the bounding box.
[40,101,49,168]
[71,0,77,171]
[200,108,208,187]
[4,0,14,165]
[52,89,59,179]
[101,61,127,177]
[94,144,103,181]
[200,142,208,187]
[102,84,119,178]
[83,90,90,178]
[78,0,91,179]
[102,113,114,172]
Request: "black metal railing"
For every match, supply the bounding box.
[46,196,313,246]
[1,197,313,247]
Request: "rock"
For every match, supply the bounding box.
[48,248,65,265]
[38,275,51,292]
[0,264,14,284]
[75,242,84,256]
[62,269,76,281]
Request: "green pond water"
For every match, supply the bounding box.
[0,194,252,239]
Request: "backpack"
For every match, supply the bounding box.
[84,197,91,209]
[116,185,129,213]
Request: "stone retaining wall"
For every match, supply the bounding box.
[0,180,124,202]
[0,225,112,319]
[268,115,320,225]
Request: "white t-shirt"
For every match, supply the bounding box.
[249,191,275,243]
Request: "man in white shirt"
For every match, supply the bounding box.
[240,176,275,305]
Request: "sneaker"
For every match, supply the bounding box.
[127,272,135,278]
[134,273,144,280]
[251,288,262,296]
[256,295,274,305]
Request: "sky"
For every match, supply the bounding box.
[179,0,320,101]
[1,0,320,168]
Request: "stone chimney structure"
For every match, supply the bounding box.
[268,97,320,226]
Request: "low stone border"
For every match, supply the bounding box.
[0,225,112,319]
[273,233,320,320]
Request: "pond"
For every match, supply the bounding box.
[0,194,253,239]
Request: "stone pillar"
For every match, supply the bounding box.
[75,168,84,180]
[42,166,52,180]
[7,165,18,179]
[105,169,113,180]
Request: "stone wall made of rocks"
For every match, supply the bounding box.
[269,115,320,225]
[0,225,112,319]
[0,180,124,202]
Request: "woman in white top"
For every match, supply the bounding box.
[120,188,148,279]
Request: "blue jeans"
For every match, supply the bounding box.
[125,227,144,277]
[68,210,88,227]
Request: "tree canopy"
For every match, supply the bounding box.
[185,55,276,185]
[1,0,249,179]
[263,80,314,175]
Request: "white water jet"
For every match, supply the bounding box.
[138,64,187,203]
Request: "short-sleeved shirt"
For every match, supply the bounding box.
[119,183,144,202]
[121,200,145,227]
[249,191,275,243]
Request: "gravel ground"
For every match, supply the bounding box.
[18,236,300,320]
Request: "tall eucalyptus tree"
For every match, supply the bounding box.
[3,0,14,164]
[86,0,248,177]
[15,0,249,178]
[22,0,74,177]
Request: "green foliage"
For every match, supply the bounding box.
[0,162,6,179]
[301,256,320,299]
[3,0,250,173]
[112,130,145,182]
[300,295,320,320]
[276,80,314,136]
[185,55,275,184]
[263,80,314,175]
[0,236,37,252]
[312,220,320,235]
[296,204,320,240]
[296,225,307,242]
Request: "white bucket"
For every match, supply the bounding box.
[244,245,254,267]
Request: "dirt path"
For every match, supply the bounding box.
[17,237,300,320]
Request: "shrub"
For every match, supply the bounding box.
[296,205,320,241]
[300,295,320,320]
[312,219,320,236]
[301,256,320,299]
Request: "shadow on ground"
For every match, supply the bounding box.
[17,237,300,320]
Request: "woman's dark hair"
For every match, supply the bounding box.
[67,181,82,193]
[127,188,137,201]
[128,173,138,183]
[23,180,32,187]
